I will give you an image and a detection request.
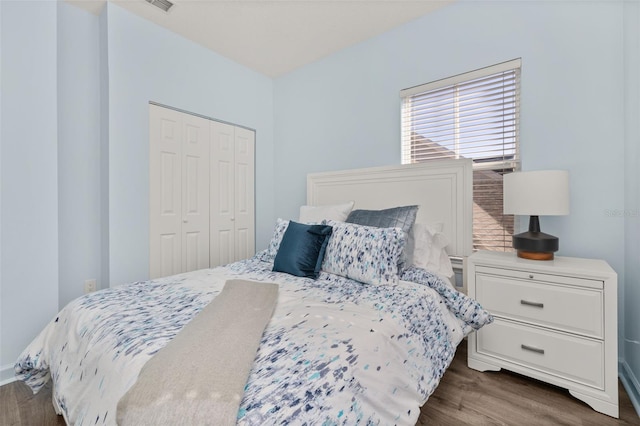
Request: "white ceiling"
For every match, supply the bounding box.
[68,0,452,77]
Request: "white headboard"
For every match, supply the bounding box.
[307,160,473,258]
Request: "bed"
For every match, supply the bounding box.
[15,160,492,425]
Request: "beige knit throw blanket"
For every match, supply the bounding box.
[116,279,279,426]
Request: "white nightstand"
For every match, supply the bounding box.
[467,251,619,418]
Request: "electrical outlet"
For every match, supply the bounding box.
[84,279,97,294]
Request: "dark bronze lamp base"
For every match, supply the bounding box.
[512,216,559,261]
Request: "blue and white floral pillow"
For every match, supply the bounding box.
[321,220,406,286]
[257,218,290,263]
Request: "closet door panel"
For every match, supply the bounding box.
[159,234,179,278]
[234,127,255,261]
[236,228,251,263]
[152,104,255,275]
[150,105,182,279]
[184,232,202,272]
[181,115,210,272]
[210,121,236,267]
[212,230,233,266]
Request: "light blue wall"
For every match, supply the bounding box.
[274,2,625,269]
[624,0,640,413]
[57,2,101,308]
[0,0,4,385]
[99,6,110,292]
[0,1,275,381]
[0,0,59,382]
[105,3,275,286]
[274,0,633,398]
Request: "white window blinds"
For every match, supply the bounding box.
[401,59,521,252]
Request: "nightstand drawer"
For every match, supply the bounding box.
[476,273,603,338]
[477,319,604,389]
[475,265,603,290]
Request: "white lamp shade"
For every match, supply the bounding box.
[503,170,569,216]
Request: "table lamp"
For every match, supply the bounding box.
[503,170,569,260]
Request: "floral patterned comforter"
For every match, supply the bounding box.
[15,255,492,425]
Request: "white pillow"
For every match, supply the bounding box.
[298,201,355,224]
[406,222,443,267]
[411,222,454,280]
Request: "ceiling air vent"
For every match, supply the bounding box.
[145,0,174,12]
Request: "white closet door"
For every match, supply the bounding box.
[233,127,255,261]
[149,105,182,278]
[210,121,236,267]
[181,114,210,273]
[150,105,210,278]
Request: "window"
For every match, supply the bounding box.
[400,59,521,251]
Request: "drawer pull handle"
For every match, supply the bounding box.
[520,300,544,308]
[521,344,545,355]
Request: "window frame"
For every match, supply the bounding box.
[400,59,521,252]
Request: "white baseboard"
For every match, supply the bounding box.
[620,360,640,418]
[0,363,16,387]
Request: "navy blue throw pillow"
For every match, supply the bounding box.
[272,221,333,279]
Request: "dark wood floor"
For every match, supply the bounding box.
[0,380,65,426]
[421,341,639,425]
[1,340,638,425]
